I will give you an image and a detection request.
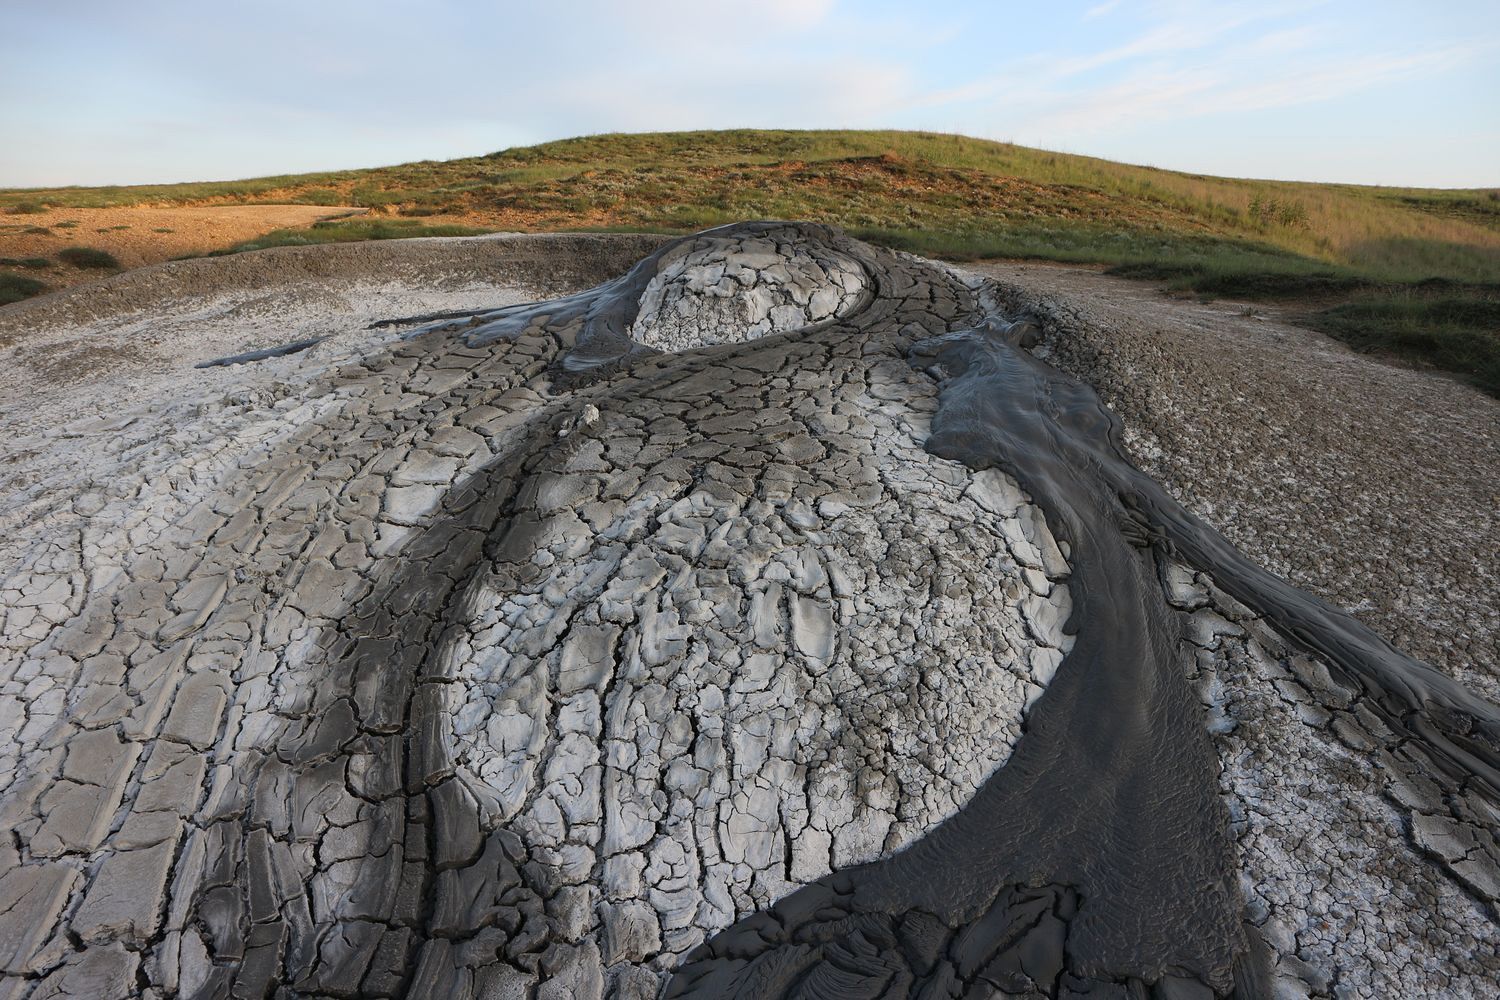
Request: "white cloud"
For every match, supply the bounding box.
[892,5,1293,114]
[1242,25,1323,55]
[1,0,1494,187]
[761,0,837,29]
[998,41,1488,146]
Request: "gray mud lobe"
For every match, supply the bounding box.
[0,223,1495,1000]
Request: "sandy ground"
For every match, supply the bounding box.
[967,259,1500,699]
[0,204,366,293]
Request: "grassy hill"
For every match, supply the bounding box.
[4,130,1497,390]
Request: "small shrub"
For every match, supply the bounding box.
[4,201,46,215]
[23,226,52,235]
[54,220,79,229]
[0,272,49,305]
[350,186,406,208]
[57,246,120,269]
[0,257,52,269]
[1248,195,1309,230]
[153,227,174,233]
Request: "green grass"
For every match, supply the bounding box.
[2,129,1496,384]
[207,218,496,255]
[5,129,1494,280]
[57,246,120,269]
[1308,293,1500,395]
[1100,258,1500,394]
[0,173,348,210]
[0,272,48,305]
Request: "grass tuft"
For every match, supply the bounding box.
[210,219,496,255]
[57,246,121,269]
[0,272,49,305]
[1309,294,1500,395]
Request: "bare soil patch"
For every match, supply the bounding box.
[0,204,364,292]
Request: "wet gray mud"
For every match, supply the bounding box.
[195,338,327,368]
[1,223,1495,999]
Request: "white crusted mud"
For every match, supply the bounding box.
[0,225,1074,997]
[1165,561,1500,998]
[630,236,868,351]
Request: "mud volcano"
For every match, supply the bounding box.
[0,223,1495,999]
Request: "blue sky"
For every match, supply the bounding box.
[2,0,1496,188]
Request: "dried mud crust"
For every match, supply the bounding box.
[1164,561,1499,999]
[0,225,1493,1000]
[966,261,1500,700]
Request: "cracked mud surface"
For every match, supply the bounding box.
[0,225,1495,999]
[1168,565,1499,999]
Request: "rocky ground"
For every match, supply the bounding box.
[0,228,1494,999]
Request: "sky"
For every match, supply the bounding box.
[2,0,1497,189]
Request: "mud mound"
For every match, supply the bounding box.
[0,224,1495,999]
[630,234,869,350]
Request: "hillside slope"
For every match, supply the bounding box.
[6,130,1498,276]
[4,130,1497,388]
